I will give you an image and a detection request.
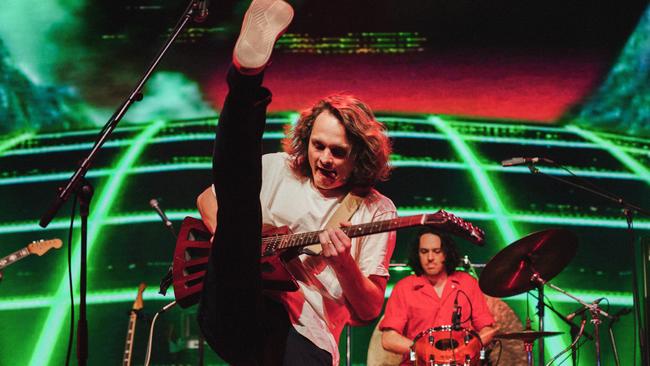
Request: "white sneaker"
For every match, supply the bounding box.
[233,0,294,75]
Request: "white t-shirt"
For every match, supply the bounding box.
[260,152,397,365]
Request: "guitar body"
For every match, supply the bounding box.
[259,225,300,292]
[173,217,299,308]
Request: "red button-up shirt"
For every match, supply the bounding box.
[380,272,495,364]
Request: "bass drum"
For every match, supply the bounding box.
[367,297,526,366]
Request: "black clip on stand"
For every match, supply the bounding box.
[38,1,209,365]
[522,158,650,366]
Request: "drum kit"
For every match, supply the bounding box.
[368,228,616,366]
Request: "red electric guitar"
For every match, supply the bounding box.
[172,210,484,308]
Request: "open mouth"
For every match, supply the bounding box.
[317,167,337,180]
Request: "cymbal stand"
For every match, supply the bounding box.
[531,273,612,366]
[525,340,534,366]
[523,259,546,365]
[590,307,603,366]
[523,317,535,366]
[536,281,545,366]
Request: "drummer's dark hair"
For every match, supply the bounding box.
[408,228,461,276]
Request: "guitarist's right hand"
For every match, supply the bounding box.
[318,224,386,321]
[197,186,218,234]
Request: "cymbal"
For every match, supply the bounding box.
[495,330,563,341]
[479,229,578,297]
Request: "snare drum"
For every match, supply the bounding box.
[411,326,481,366]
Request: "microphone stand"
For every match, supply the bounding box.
[608,308,632,366]
[521,158,650,365]
[527,290,594,341]
[37,2,208,364]
[531,273,613,366]
[528,289,594,366]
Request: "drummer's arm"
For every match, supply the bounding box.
[478,325,498,346]
[382,329,413,354]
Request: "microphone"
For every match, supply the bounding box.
[452,291,462,330]
[149,198,173,229]
[460,255,479,278]
[461,255,471,271]
[566,297,605,321]
[193,0,209,23]
[501,157,546,167]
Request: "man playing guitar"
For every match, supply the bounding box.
[195,0,396,364]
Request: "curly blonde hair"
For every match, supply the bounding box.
[283,94,392,192]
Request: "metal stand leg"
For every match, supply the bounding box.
[525,341,534,366]
[537,285,544,366]
[346,325,351,366]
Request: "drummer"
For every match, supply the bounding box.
[380,228,497,364]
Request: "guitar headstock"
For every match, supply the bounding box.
[27,239,63,256]
[423,210,485,246]
[132,282,147,311]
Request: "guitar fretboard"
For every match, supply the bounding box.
[123,312,138,366]
[0,248,30,270]
[262,214,430,252]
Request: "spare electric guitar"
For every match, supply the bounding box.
[0,238,62,280]
[123,283,146,366]
[172,210,485,308]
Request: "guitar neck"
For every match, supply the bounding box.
[264,214,427,251]
[122,312,138,366]
[0,247,30,270]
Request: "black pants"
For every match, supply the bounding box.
[198,67,290,366]
[197,67,332,366]
[282,328,333,366]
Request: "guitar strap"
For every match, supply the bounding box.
[301,191,364,256]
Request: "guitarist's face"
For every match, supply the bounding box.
[308,111,354,194]
[419,233,447,278]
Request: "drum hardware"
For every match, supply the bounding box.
[502,156,650,365]
[531,274,613,366]
[480,228,620,366]
[494,318,563,366]
[525,287,598,366]
[479,229,578,366]
[543,316,588,366]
